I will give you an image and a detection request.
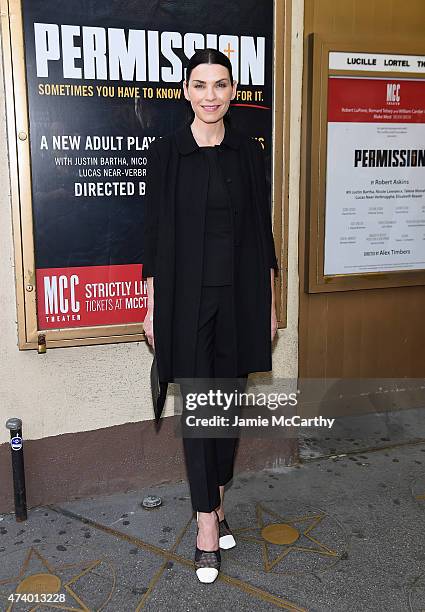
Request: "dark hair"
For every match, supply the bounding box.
[185,48,234,84]
[184,48,234,125]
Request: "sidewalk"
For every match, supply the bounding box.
[1,431,425,610]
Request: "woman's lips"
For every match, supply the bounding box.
[202,105,220,112]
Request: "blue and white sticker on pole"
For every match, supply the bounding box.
[10,436,23,451]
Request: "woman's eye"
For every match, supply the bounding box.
[193,83,226,88]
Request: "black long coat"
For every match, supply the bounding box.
[142,122,279,384]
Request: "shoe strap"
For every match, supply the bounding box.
[195,547,221,567]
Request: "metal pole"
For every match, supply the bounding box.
[5,418,27,521]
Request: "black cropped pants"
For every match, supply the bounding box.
[178,284,248,513]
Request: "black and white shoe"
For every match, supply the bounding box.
[218,516,236,550]
[195,510,221,583]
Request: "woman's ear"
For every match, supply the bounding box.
[183,80,190,101]
[231,80,238,100]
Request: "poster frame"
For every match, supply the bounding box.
[307,35,425,293]
[1,0,290,349]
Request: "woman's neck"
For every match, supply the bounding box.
[190,118,225,147]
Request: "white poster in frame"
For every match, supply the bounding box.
[324,57,425,276]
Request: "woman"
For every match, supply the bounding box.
[143,48,278,583]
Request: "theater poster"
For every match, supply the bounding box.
[10,0,274,337]
[324,52,425,276]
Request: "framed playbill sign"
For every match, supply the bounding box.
[1,0,289,348]
[307,37,425,293]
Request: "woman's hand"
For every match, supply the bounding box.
[143,309,155,349]
[144,276,155,349]
[270,268,277,342]
[271,303,278,342]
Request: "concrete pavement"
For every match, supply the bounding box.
[1,410,425,611]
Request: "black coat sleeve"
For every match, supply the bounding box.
[251,138,279,276]
[142,140,161,278]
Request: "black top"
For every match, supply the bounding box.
[201,145,233,286]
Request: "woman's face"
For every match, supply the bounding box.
[183,63,237,124]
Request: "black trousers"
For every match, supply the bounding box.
[178,285,248,512]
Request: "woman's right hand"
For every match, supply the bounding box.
[143,309,155,350]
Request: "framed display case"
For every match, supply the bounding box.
[0,0,290,348]
[307,36,425,293]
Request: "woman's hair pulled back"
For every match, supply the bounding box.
[185,48,234,85]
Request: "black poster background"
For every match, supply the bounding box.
[21,0,274,328]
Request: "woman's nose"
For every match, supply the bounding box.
[205,87,217,101]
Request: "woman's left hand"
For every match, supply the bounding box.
[270,268,277,341]
[271,303,278,342]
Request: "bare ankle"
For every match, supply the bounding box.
[198,510,217,521]
[214,505,224,521]
[196,511,219,550]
